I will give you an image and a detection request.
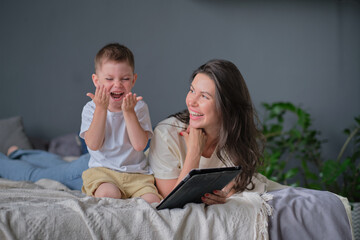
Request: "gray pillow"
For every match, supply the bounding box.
[48,133,82,157]
[0,116,33,154]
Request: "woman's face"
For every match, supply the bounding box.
[186,73,221,134]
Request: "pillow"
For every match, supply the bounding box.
[0,116,33,154]
[48,133,82,157]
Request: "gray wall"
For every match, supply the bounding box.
[0,0,359,160]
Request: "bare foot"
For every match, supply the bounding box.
[7,146,19,156]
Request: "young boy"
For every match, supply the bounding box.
[80,43,161,204]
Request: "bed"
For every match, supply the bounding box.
[0,178,354,239]
[0,116,355,239]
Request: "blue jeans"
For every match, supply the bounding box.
[0,149,89,190]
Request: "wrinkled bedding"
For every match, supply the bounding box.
[0,178,272,240]
[0,178,353,240]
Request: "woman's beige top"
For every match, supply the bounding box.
[148,117,286,194]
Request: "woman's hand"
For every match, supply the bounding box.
[201,180,236,205]
[174,126,207,187]
[180,126,207,158]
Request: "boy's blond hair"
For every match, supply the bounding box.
[95,43,135,73]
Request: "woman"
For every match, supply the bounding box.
[148,60,352,240]
[148,59,277,205]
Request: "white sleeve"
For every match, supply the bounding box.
[148,121,186,179]
[79,101,95,139]
[135,101,153,139]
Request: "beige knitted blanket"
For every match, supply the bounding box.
[0,178,272,240]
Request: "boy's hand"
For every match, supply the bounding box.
[87,85,109,110]
[122,92,143,112]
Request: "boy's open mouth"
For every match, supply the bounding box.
[110,92,124,100]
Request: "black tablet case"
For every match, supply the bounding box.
[156,166,242,210]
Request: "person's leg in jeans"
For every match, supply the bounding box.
[57,153,90,190]
[0,152,89,190]
[9,149,66,167]
[0,152,38,181]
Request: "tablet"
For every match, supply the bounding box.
[156,166,242,210]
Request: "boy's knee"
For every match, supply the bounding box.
[94,182,122,199]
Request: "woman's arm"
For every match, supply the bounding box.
[153,127,206,198]
[150,120,233,203]
[174,127,206,186]
[155,178,178,198]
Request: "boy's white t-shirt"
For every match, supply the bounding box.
[80,100,153,174]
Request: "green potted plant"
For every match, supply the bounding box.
[303,116,360,202]
[307,116,360,240]
[259,102,359,238]
[259,102,324,187]
[259,102,359,198]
